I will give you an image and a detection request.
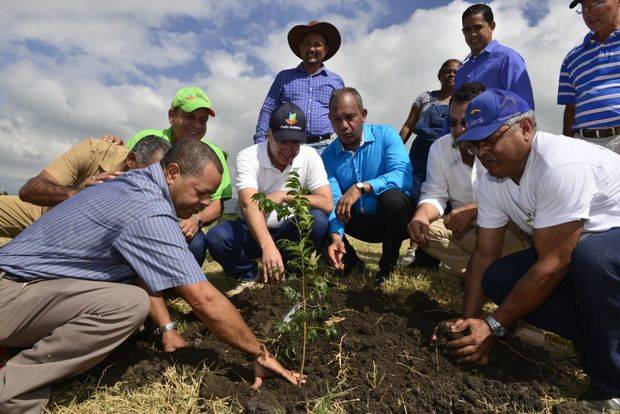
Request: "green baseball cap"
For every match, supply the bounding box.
[171,86,215,117]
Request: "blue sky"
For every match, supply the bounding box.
[0,0,581,193]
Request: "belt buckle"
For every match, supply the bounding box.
[607,126,616,137]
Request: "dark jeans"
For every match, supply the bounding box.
[481,228,620,395]
[204,209,328,280]
[344,189,412,273]
[188,232,208,266]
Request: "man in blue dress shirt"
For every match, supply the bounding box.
[253,20,345,152]
[322,87,413,284]
[455,3,535,110]
[0,140,303,413]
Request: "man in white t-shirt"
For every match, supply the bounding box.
[435,89,620,410]
[205,103,332,283]
[408,82,528,274]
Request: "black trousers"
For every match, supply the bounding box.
[344,189,412,273]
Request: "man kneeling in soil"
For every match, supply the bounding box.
[0,140,303,414]
[436,89,620,410]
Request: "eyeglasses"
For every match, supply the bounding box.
[470,124,516,153]
[449,118,467,128]
[575,0,607,15]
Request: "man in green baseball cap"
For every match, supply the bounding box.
[127,86,232,266]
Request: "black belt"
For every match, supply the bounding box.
[0,271,26,283]
[306,133,334,144]
[577,126,620,139]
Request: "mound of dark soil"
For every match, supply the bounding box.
[63,279,591,413]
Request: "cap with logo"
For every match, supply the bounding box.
[453,89,531,148]
[269,102,307,143]
[171,87,215,117]
[569,0,581,8]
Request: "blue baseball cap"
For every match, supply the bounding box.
[453,89,530,148]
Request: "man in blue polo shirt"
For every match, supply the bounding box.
[455,3,535,110]
[322,87,413,283]
[253,21,345,153]
[0,140,303,413]
[558,0,620,153]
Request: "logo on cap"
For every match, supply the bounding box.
[470,108,482,115]
[285,112,298,126]
[186,95,195,101]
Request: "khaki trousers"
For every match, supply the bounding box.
[0,196,48,241]
[0,274,150,413]
[421,217,529,274]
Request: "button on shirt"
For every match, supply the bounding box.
[456,40,535,110]
[557,30,620,131]
[0,163,206,293]
[253,64,344,143]
[321,124,413,236]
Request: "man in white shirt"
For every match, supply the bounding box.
[205,103,333,283]
[437,89,620,410]
[408,83,528,274]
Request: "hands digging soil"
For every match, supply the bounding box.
[432,318,496,365]
[251,344,307,389]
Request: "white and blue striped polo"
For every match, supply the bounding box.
[558,30,620,131]
[0,163,206,293]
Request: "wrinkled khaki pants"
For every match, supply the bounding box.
[0,273,149,413]
[0,196,48,246]
[421,217,529,274]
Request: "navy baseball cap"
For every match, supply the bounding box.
[569,0,580,8]
[453,89,530,148]
[269,102,307,143]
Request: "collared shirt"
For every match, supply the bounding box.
[456,40,535,110]
[0,163,206,293]
[126,127,232,201]
[557,30,620,131]
[321,124,413,236]
[418,134,486,216]
[235,142,329,228]
[253,63,345,144]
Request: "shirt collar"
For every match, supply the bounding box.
[583,29,620,47]
[465,39,498,60]
[335,124,371,154]
[296,62,327,76]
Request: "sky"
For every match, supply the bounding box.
[0,0,584,194]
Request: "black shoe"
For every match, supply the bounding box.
[579,386,620,411]
[374,267,392,285]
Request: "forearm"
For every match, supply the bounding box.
[19,177,78,206]
[290,194,332,214]
[563,105,575,137]
[462,250,497,318]
[414,203,441,223]
[196,200,223,226]
[148,293,174,327]
[400,125,413,143]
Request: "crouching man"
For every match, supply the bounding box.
[0,140,303,414]
[436,89,620,410]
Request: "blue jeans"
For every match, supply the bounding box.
[481,228,620,395]
[188,232,208,266]
[205,209,328,281]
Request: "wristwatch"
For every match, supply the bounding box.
[355,182,366,194]
[484,315,506,338]
[155,321,177,335]
[194,215,205,229]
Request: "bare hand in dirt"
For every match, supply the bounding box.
[179,217,199,241]
[266,190,289,205]
[408,216,430,245]
[446,318,495,365]
[98,134,124,145]
[327,237,346,270]
[261,244,285,284]
[444,204,477,234]
[161,329,188,352]
[251,346,306,390]
[80,171,123,189]
[431,318,465,343]
[336,185,362,223]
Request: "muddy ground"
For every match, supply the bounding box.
[54,278,592,413]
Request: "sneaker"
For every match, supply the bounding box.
[399,247,416,266]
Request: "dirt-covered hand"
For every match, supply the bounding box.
[446,318,495,365]
[336,185,362,223]
[251,346,307,390]
[161,330,188,352]
[179,217,199,240]
[408,216,430,245]
[80,171,123,189]
[266,190,288,205]
[261,244,285,284]
[327,238,346,270]
[98,134,124,145]
[444,205,477,234]
[431,318,464,343]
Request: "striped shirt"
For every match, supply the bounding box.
[558,30,620,130]
[0,163,206,293]
[253,63,344,143]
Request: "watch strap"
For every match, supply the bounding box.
[155,321,177,335]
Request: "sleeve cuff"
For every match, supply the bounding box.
[418,199,445,216]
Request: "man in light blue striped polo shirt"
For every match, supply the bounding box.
[0,140,303,413]
[558,0,620,153]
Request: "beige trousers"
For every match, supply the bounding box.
[421,217,530,274]
[0,274,150,413]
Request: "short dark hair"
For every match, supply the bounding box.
[450,82,487,106]
[439,59,463,74]
[462,3,494,24]
[131,135,171,164]
[329,87,364,112]
[161,139,223,176]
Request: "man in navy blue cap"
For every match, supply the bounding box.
[436,89,620,410]
[205,102,332,284]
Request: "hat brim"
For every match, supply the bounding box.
[178,101,216,117]
[287,22,341,61]
[569,0,580,8]
[272,129,307,143]
[452,121,504,148]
